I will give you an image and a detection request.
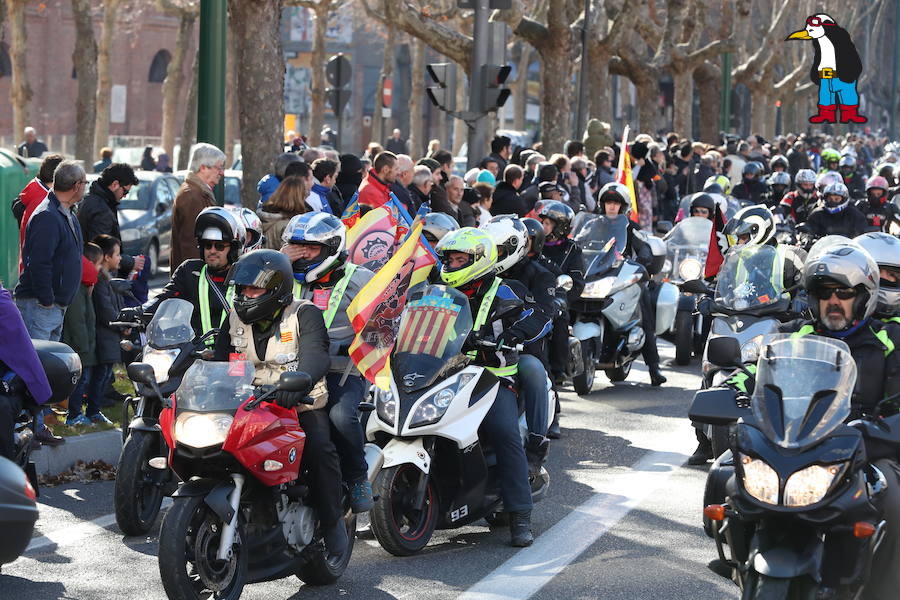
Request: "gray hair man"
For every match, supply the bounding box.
[172,143,226,267]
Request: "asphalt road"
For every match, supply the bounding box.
[0,341,740,600]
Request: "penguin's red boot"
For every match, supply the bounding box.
[809,104,837,124]
[839,105,868,124]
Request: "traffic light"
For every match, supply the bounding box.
[481,64,511,112]
[426,62,457,113]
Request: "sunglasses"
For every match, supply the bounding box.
[202,241,230,251]
[816,287,857,300]
[806,16,833,27]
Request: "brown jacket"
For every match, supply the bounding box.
[171,172,214,269]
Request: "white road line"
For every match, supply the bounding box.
[459,446,691,600]
[26,498,173,553]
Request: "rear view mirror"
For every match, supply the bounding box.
[556,274,573,292]
[656,220,673,235]
[278,371,312,393]
[688,388,750,426]
[679,279,710,295]
[127,362,157,386]
[707,337,743,368]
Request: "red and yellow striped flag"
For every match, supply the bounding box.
[615,125,639,223]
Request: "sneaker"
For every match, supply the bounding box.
[87,412,114,426]
[66,414,93,427]
[350,479,374,513]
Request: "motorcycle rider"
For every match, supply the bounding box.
[777,168,818,225]
[703,175,732,197]
[597,183,666,386]
[765,171,791,208]
[820,148,841,173]
[481,215,555,473]
[732,162,767,204]
[768,155,789,174]
[839,155,866,199]
[434,227,548,547]
[856,176,892,230]
[124,207,245,343]
[422,212,460,248]
[231,206,265,253]
[213,249,349,559]
[854,232,900,325]
[723,205,777,248]
[537,201,585,387]
[688,193,717,222]
[803,182,869,242]
[280,212,376,513]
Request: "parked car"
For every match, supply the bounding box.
[86,170,180,275]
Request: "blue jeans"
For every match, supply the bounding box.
[85,364,113,418]
[517,354,549,436]
[15,297,66,342]
[482,386,533,513]
[67,366,94,420]
[818,78,859,106]
[325,372,368,483]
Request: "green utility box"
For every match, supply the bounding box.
[0,149,40,289]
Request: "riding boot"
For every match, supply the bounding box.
[509,510,534,547]
[323,519,349,559]
[525,433,549,475]
[808,104,837,124]
[547,410,561,439]
[838,104,868,124]
[688,436,713,466]
[648,363,667,387]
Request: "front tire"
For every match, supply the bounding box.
[709,425,730,462]
[158,495,247,600]
[296,513,357,586]
[605,360,632,382]
[675,310,693,365]
[742,572,816,600]
[370,465,439,556]
[572,343,596,396]
[115,430,166,536]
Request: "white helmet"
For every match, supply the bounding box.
[815,170,842,194]
[481,215,528,274]
[228,207,265,253]
[854,232,900,316]
[723,205,776,247]
[194,206,246,264]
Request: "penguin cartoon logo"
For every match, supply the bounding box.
[786,14,866,125]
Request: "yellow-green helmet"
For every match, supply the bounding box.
[434,227,497,288]
[704,174,732,196]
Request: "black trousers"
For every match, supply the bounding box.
[298,409,343,526]
[549,314,569,376]
[0,393,23,462]
[639,283,660,366]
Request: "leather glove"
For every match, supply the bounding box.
[274,390,307,409]
[117,307,145,324]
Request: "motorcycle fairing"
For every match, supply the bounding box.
[224,399,306,486]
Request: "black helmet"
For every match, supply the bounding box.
[742,162,763,180]
[229,250,294,324]
[195,207,246,264]
[522,217,546,256]
[689,193,716,219]
[537,200,575,240]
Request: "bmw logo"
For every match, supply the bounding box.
[288,447,297,463]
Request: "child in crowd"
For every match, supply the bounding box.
[63,243,101,426]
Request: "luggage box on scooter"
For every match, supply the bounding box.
[0,456,38,564]
[688,388,750,426]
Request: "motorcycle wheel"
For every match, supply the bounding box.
[674,310,693,365]
[115,430,166,536]
[742,572,816,600]
[605,360,632,382]
[296,512,357,586]
[158,495,247,600]
[572,344,595,396]
[709,425,730,463]
[370,465,439,556]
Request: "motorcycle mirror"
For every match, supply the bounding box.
[688,388,750,425]
[679,279,710,295]
[655,220,673,235]
[278,371,312,393]
[706,337,743,368]
[556,274,574,292]
[127,362,157,386]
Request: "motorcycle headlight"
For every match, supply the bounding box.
[678,258,703,281]
[174,411,233,448]
[740,335,766,364]
[143,348,179,384]
[376,388,397,427]
[581,276,616,299]
[409,373,475,429]
[120,228,142,243]
[783,463,845,507]
[740,453,779,505]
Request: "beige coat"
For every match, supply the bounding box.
[171,171,214,270]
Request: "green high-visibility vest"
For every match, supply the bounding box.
[198,264,234,346]
[467,278,518,377]
[292,263,358,328]
[792,323,894,357]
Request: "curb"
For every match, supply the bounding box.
[32,429,123,476]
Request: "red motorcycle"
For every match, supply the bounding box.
[127,359,355,600]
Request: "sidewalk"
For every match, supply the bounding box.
[32,429,123,476]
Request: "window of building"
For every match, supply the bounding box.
[0,44,11,78]
[148,50,172,83]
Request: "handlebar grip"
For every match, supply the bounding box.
[110,321,141,328]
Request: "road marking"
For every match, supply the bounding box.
[26,498,173,553]
[459,445,691,600]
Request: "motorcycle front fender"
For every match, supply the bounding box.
[171,478,235,523]
[380,437,431,474]
[750,527,823,580]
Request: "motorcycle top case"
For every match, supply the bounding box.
[0,456,37,564]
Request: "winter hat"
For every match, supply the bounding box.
[476,169,496,186]
[339,153,363,175]
[81,256,98,287]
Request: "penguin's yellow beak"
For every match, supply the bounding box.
[786,29,812,40]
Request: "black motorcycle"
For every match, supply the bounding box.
[0,456,38,570]
[114,298,215,536]
[691,334,899,599]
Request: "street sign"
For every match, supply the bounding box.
[326,87,351,116]
[383,77,393,108]
[326,54,352,87]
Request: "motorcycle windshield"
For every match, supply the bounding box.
[145,298,194,348]
[714,245,785,311]
[751,334,856,450]
[574,215,627,277]
[175,360,255,412]
[392,285,473,391]
[665,216,712,248]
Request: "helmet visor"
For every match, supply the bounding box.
[229,260,287,291]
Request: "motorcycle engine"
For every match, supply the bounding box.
[276,495,317,551]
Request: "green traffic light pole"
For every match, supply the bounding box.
[197,0,227,205]
[719,52,732,135]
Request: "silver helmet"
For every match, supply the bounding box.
[804,241,879,325]
[854,232,900,316]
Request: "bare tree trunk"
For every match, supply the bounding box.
[513,43,532,131]
[224,17,238,166]
[178,50,199,171]
[634,79,658,136]
[749,87,771,138]
[452,65,467,155]
[306,2,328,147]
[94,0,122,157]
[695,62,720,143]
[535,39,572,152]
[8,0,31,147]
[229,0,284,209]
[671,68,693,138]
[372,24,395,148]
[71,0,98,163]
[587,51,611,126]
[408,37,424,157]
[162,12,196,161]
